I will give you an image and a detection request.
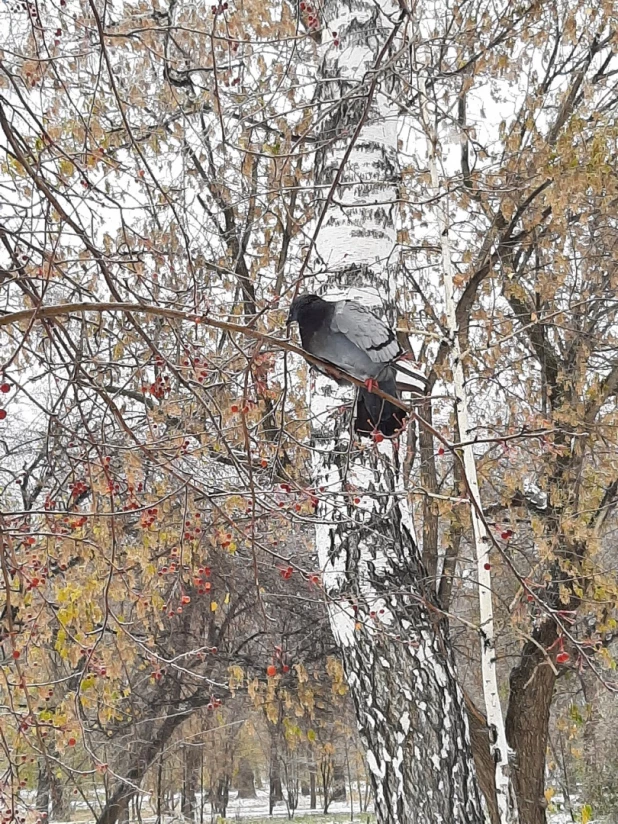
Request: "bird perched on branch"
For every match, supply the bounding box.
[286,293,406,437]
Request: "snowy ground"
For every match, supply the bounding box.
[54,789,374,824]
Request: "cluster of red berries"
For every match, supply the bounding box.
[206,695,222,711]
[182,351,210,383]
[211,1,228,12]
[193,565,212,594]
[299,1,323,34]
[145,373,170,400]
[184,512,202,540]
[267,646,291,677]
[219,531,234,549]
[69,480,88,498]
[141,507,159,528]
[122,481,145,510]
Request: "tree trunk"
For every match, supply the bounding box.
[182,746,200,819]
[36,761,50,818]
[331,760,346,802]
[466,697,500,824]
[236,758,256,799]
[269,740,283,814]
[307,3,484,822]
[505,621,557,824]
[309,759,317,810]
[50,769,70,821]
[211,777,229,817]
[96,703,193,824]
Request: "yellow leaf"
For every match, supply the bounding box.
[211,601,218,612]
[59,159,75,177]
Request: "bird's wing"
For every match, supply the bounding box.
[330,300,401,365]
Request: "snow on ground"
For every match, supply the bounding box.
[47,788,373,824]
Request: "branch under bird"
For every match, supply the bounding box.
[286,293,410,437]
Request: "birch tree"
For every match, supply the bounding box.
[303,2,484,820]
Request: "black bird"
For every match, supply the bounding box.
[286,293,406,437]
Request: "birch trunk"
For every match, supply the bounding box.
[417,67,519,824]
[308,3,483,821]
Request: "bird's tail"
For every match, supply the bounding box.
[355,373,406,437]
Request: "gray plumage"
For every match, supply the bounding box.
[286,294,406,437]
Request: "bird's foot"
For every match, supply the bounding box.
[364,378,379,393]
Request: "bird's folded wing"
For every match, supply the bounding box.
[330,301,401,364]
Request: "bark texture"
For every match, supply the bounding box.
[236,757,257,799]
[309,2,484,821]
[505,621,557,824]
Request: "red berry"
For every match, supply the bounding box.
[484,563,491,571]
[12,650,20,659]
[266,664,277,677]
[0,410,6,420]
[556,651,570,664]
[438,447,445,455]
[0,383,10,393]
[282,664,290,673]
[68,738,76,747]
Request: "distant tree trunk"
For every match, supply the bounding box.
[211,776,229,817]
[331,760,346,802]
[269,740,283,815]
[506,621,557,824]
[156,758,163,824]
[50,769,70,821]
[37,761,50,817]
[309,759,317,810]
[236,758,256,799]
[181,746,200,819]
[96,704,192,824]
[307,3,484,822]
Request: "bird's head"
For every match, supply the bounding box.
[286,293,324,326]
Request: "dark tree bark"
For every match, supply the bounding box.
[96,692,206,824]
[309,759,317,810]
[269,740,283,815]
[181,746,200,819]
[36,761,50,817]
[506,621,558,824]
[466,697,500,824]
[50,769,70,821]
[331,760,346,802]
[211,776,229,817]
[236,757,256,799]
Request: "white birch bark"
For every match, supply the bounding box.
[306,3,484,821]
[417,62,518,824]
